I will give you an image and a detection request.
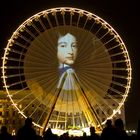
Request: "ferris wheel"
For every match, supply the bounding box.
[2,7,131,134]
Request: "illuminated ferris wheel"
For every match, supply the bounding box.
[1,7,131,134]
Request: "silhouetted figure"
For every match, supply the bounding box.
[0,126,13,140]
[43,127,58,140]
[59,132,69,140]
[82,132,87,140]
[16,117,37,140]
[88,126,100,140]
[114,118,129,140]
[101,119,117,140]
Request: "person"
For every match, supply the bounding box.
[57,33,78,77]
[88,126,100,140]
[43,127,58,140]
[82,131,87,140]
[101,119,117,140]
[56,32,78,92]
[0,126,13,140]
[114,118,129,140]
[16,117,38,140]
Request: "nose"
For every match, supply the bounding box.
[67,46,73,54]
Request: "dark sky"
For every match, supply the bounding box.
[0,0,139,129]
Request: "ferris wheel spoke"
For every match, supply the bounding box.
[54,12,59,26]
[43,13,53,28]
[36,108,48,125]
[3,73,24,78]
[3,57,24,63]
[25,41,55,60]
[24,58,57,66]
[70,75,76,128]
[79,62,112,70]
[74,90,86,128]
[98,29,110,40]
[74,22,98,58]
[76,52,111,66]
[73,73,103,127]
[22,27,56,58]
[21,96,39,112]
[7,48,25,56]
[24,72,57,80]
[108,43,123,51]
[83,77,123,102]
[76,10,85,27]
[80,69,112,79]
[13,40,28,49]
[37,90,60,124]
[87,91,118,117]
[105,94,120,106]
[80,72,111,86]
[54,112,62,129]
[4,66,24,69]
[90,97,110,120]
[113,74,128,79]
[22,26,37,38]
[100,35,120,52]
[86,89,114,115]
[26,80,58,103]
[61,10,66,26]
[80,71,127,90]
[15,32,31,43]
[25,78,56,94]
[88,19,96,32]
[78,73,108,97]
[30,22,42,34]
[109,87,124,97]
[9,86,29,97]
[6,80,26,88]
[79,72,111,92]
[82,16,89,29]
[54,91,65,129]
[24,49,54,63]
[94,24,104,36]
[78,74,121,107]
[15,92,33,104]
[28,102,43,118]
[76,34,96,60]
[77,45,126,67]
[36,16,47,31]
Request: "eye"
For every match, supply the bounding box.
[72,43,77,48]
[60,44,65,48]
[58,42,66,48]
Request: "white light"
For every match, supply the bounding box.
[1,75,7,78]
[7,94,13,98]
[12,103,17,106]
[132,130,136,133]
[118,110,121,114]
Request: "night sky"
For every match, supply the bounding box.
[0,0,139,129]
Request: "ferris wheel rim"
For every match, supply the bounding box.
[1,7,132,131]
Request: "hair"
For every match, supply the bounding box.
[106,119,112,126]
[1,126,7,133]
[115,118,124,129]
[25,117,32,126]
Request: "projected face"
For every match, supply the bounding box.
[57,33,77,65]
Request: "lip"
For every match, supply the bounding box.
[66,57,73,60]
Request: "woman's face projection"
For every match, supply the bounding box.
[57,33,77,66]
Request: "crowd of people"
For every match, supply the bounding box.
[0,117,139,140]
